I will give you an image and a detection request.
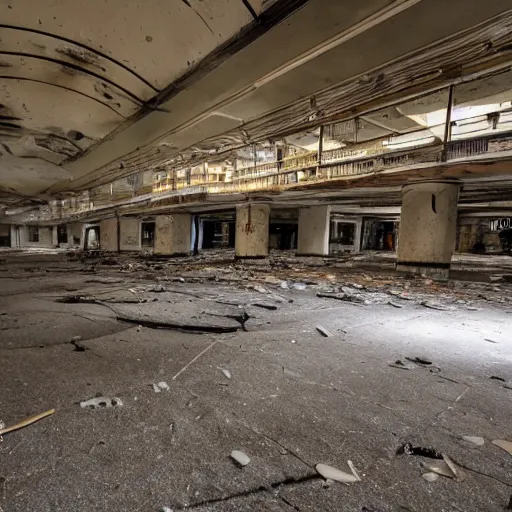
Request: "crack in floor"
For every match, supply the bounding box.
[179,474,319,510]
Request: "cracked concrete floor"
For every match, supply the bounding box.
[1,255,512,511]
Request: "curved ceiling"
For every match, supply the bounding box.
[0,0,511,206]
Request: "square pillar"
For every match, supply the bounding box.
[297,205,330,256]
[154,214,192,256]
[100,218,119,252]
[120,218,141,251]
[235,204,269,259]
[52,226,59,247]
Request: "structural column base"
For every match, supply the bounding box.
[396,261,450,281]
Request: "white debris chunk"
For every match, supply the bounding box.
[231,450,250,467]
[152,381,170,393]
[315,463,360,484]
[80,397,123,410]
[492,439,512,456]
[463,436,485,446]
[221,369,232,379]
[422,472,439,482]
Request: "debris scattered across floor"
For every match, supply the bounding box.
[0,409,55,436]
[80,397,123,410]
[316,325,333,337]
[3,250,512,511]
[220,368,232,379]
[315,462,360,484]
[405,356,432,366]
[70,336,87,352]
[389,360,416,370]
[230,450,250,467]
[422,472,439,482]
[492,439,512,456]
[397,443,443,459]
[462,436,485,446]
[424,455,466,481]
[152,381,170,393]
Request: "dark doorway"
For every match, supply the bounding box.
[141,221,155,248]
[84,226,100,250]
[362,220,397,251]
[0,224,10,247]
[57,225,68,245]
[269,223,297,250]
[201,220,236,249]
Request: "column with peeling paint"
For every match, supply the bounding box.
[154,214,192,256]
[397,179,460,280]
[235,204,269,258]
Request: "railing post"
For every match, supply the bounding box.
[442,85,454,162]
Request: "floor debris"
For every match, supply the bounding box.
[70,336,86,352]
[405,356,432,366]
[397,443,442,459]
[231,450,250,467]
[420,301,450,311]
[492,439,512,456]
[251,302,278,310]
[315,463,360,484]
[221,369,232,379]
[462,436,485,446]
[389,360,416,370]
[422,472,439,482]
[316,325,333,337]
[0,409,55,437]
[152,382,170,393]
[80,397,123,410]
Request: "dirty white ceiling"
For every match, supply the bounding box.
[0,0,511,207]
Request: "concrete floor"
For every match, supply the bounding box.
[1,252,512,512]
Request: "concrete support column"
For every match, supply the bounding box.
[154,214,192,256]
[235,204,269,258]
[297,205,330,256]
[120,218,141,251]
[100,218,119,252]
[397,179,460,279]
[51,226,59,247]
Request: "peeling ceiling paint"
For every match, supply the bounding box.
[0,0,511,207]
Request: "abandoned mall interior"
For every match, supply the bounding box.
[2,1,512,511]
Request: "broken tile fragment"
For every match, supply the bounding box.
[462,436,484,447]
[492,439,512,456]
[315,463,360,484]
[231,450,250,467]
